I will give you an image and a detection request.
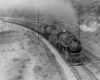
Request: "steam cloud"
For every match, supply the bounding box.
[0,0,76,24]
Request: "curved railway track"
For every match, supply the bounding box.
[1,17,100,80]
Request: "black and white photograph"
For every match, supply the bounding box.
[0,0,100,80]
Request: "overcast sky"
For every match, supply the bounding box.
[0,0,77,23]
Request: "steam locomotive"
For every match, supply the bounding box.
[0,17,84,65]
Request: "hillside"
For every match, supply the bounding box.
[0,20,66,80]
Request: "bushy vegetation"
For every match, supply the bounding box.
[72,0,100,24]
[0,8,36,20]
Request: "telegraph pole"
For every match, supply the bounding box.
[78,16,81,39]
[37,10,40,40]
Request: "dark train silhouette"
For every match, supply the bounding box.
[0,17,84,65]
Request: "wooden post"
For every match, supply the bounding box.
[38,10,40,40]
[78,16,81,39]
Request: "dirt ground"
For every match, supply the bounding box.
[0,20,66,80]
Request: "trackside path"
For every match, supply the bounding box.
[34,32,77,80]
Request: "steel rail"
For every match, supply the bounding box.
[83,48,100,61]
[83,48,100,68]
[70,64,97,80]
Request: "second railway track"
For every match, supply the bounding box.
[82,49,100,80]
[60,52,98,80]
[71,65,98,80]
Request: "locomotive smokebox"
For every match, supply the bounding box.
[68,37,82,53]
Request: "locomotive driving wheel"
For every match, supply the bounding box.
[57,42,62,49]
[61,48,65,55]
[65,51,68,57]
[67,57,71,65]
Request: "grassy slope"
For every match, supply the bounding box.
[0,20,66,80]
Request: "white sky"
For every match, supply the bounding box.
[0,0,28,9]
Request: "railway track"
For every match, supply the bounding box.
[83,49,100,63]
[71,65,98,80]
[83,49,100,67]
[60,52,97,80]
[60,48,100,80]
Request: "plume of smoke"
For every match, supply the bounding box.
[28,0,77,23]
[0,0,77,24]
